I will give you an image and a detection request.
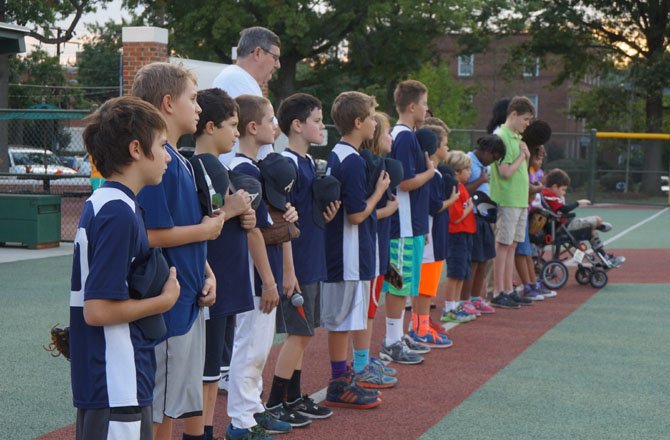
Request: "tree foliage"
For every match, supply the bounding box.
[76,20,125,103]
[7,49,72,108]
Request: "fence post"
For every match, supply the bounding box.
[587,128,597,203]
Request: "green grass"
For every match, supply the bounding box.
[421,283,670,440]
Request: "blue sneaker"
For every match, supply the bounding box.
[324,374,382,409]
[408,329,453,349]
[354,364,398,389]
[226,424,275,440]
[253,411,292,434]
[370,356,397,377]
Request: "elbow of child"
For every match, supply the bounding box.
[83,307,104,327]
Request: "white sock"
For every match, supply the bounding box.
[444,301,450,311]
[385,318,404,346]
[450,301,459,311]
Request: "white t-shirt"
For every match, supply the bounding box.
[212,65,274,164]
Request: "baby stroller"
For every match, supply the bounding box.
[528,202,624,290]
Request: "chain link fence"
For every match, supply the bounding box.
[1,111,667,244]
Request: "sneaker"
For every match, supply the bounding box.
[324,375,382,409]
[608,254,626,268]
[354,364,398,389]
[379,340,424,365]
[472,299,496,314]
[523,285,545,301]
[287,395,333,419]
[253,411,292,434]
[535,281,557,298]
[490,292,521,309]
[370,356,397,377]
[508,291,533,306]
[226,424,275,440]
[408,329,453,349]
[597,222,612,232]
[218,371,230,394]
[266,402,312,428]
[462,301,481,316]
[440,306,476,323]
[429,317,450,336]
[401,334,431,354]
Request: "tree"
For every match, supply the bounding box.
[487,0,670,194]
[77,20,125,103]
[8,48,70,108]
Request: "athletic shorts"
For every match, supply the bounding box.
[515,224,532,256]
[153,309,205,422]
[203,315,235,383]
[496,207,527,245]
[276,282,321,336]
[367,275,385,319]
[447,233,473,280]
[384,235,425,297]
[76,406,152,440]
[320,280,370,332]
[471,217,496,262]
[418,261,444,297]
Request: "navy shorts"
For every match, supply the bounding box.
[515,224,532,256]
[471,217,496,262]
[276,282,321,336]
[447,233,473,280]
[203,315,235,382]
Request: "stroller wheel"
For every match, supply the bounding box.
[541,260,568,290]
[575,266,592,285]
[589,269,608,289]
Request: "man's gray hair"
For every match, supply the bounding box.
[237,26,281,58]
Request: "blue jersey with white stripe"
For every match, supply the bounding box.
[423,170,450,262]
[389,125,430,238]
[324,142,377,282]
[69,181,155,409]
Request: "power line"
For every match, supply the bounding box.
[9,83,118,90]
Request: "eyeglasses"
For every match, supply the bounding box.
[260,47,280,63]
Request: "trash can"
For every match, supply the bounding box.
[0,194,61,249]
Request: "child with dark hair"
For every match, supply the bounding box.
[486,97,511,134]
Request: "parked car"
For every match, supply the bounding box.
[77,153,92,176]
[7,146,77,175]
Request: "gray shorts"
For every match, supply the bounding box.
[76,406,152,440]
[496,207,527,245]
[276,282,321,336]
[320,280,370,332]
[153,309,205,422]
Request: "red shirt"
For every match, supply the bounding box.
[449,183,476,234]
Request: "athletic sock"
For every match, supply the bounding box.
[411,312,419,332]
[267,375,290,408]
[331,360,348,380]
[183,434,205,440]
[471,296,481,302]
[417,314,430,336]
[204,426,213,440]
[385,317,404,346]
[353,349,369,373]
[448,300,459,311]
[287,369,302,402]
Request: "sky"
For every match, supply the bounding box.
[24,0,141,65]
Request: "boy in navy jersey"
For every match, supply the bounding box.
[193,88,256,440]
[227,94,299,440]
[263,93,339,423]
[70,96,179,440]
[322,91,389,409]
[132,63,223,440]
[381,80,434,365]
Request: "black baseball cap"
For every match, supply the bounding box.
[311,175,341,229]
[416,128,439,156]
[438,163,458,197]
[228,170,262,211]
[360,149,385,197]
[384,158,404,198]
[189,153,229,216]
[128,247,169,340]
[258,153,297,211]
[472,190,498,223]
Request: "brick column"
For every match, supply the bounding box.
[121,27,169,95]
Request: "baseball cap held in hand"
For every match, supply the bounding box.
[258,152,297,211]
[128,247,170,340]
[311,175,341,229]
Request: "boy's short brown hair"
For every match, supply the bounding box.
[422,124,448,146]
[131,62,197,109]
[424,116,451,134]
[545,168,570,188]
[83,96,167,178]
[394,80,427,113]
[331,91,376,135]
[507,96,536,117]
[236,94,271,136]
[196,88,239,137]
[446,150,472,172]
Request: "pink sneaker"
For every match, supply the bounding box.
[472,299,495,314]
[462,301,481,316]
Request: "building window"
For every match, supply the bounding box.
[523,57,540,77]
[527,94,539,115]
[457,55,474,77]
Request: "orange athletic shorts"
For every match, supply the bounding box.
[418,261,444,297]
[367,275,385,319]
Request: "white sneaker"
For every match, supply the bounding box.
[218,371,229,393]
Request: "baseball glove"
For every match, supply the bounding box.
[44,325,70,361]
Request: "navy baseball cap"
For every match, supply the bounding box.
[438,163,458,197]
[228,170,262,211]
[258,153,297,212]
[416,128,439,156]
[189,153,229,216]
[311,175,341,229]
[384,157,404,198]
[359,149,385,197]
[128,247,169,340]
